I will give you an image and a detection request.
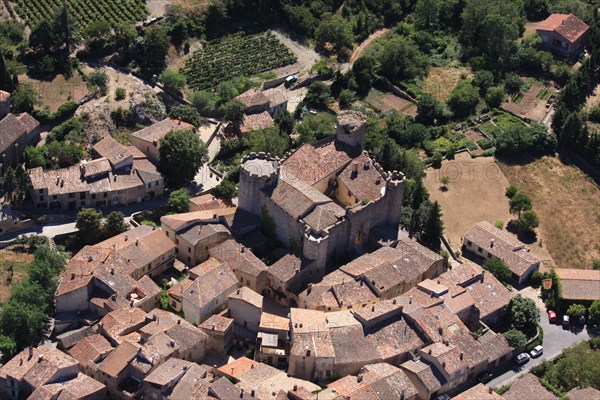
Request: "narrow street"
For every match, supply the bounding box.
[487,286,591,388]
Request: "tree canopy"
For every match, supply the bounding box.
[508,294,540,330]
[159,130,208,188]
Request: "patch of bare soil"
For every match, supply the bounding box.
[422,66,472,103]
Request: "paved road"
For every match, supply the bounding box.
[487,286,590,388]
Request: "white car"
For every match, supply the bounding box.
[530,345,544,358]
[516,352,530,365]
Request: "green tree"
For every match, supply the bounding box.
[212,180,238,201]
[159,130,208,188]
[283,5,317,37]
[508,294,540,330]
[519,209,540,232]
[83,20,112,53]
[567,303,586,318]
[509,193,533,217]
[0,301,46,347]
[52,5,80,59]
[190,90,217,114]
[274,110,295,135]
[76,208,103,241]
[376,36,428,83]
[159,69,187,93]
[440,176,450,189]
[447,81,479,119]
[419,201,444,252]
[0,53,12,92]
[503,328,528,348]
[222,99,246,124]
[105,211,128,237]
[339,89,356,109]
[167,188,190,214]
[485,86,506,109]
[483,258,511,282]
[505,185,519,199]
[495,220,504,230]
[169,105,202,127]
[305,81,332,109]
[589,300,600,325]
[473,70,494,94]
[315,14,354,53]
[352,55,376,96]
[115,87,126,101]
[0,335,16,361]
[416,93,445,125]
[113,22,137,51]
[87,69,109,96]
[139,26,169,77]
[11,82,39,113]
[244,127,290,157]
[28,20,57,53]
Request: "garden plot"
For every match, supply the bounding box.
[422,66,472,102]
[502,82,556,122]
[366,89,417,116]
[181,31,297,91]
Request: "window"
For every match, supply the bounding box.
[91,194,96,199]
[80,192,86,199]
[68,193,74,198]
[39,189,43,194]
[477,246,483,253]
[466,240,472,246]
[53,195,57,200]
[103,193,108,198]
[553,38,562,46]
[39,195,44,201]
[188,247,191,253]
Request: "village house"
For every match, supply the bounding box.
[400,359,443,400]
[28,137,164,210]
[68,334,114,379]
[142,358,193,400]
[181,258,239,325]
[96,340,141,399]
[210,239,268,293]
[0,205,33,236]
[537,13,589,59]
[29,372,106,400]
[463,221,540,284]
[0,112,40,174]
[216,356,258,382]
[167,363,213,400]
[188,193,231,212]
[256,312,290,367]
[452,383,506,400]
[199,314,234,354]
[237,111,275,135]
[0,346,82,399]
[555,268,600,301]
[98,307,148,346]
[235,87,288,116]
[129,118,195,164]
[228,286,264,332]
[564,387,600,400]
[0,90,10,119]
[502,373,558,400]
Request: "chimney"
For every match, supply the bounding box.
[490,239,494,248]
[392,299,397,305]
[177,319,181,325]
[241,246,245,253]
[251,388,256,397]
[293,385,298,391]
[237,288,241,295]
[401,390,406,400]
[409,296,413,304]
[488,388,493,394]
[153,139,158,147]
[212,323,216,330]
[19,358,23,366]
[38,354,44,363]
[170,340,175,347]
[372,305,375,312]
[125,233,128,241]
[71,273,75,280]
[306,346,311,357]
[460,352,464,360]
[438,326,443,335]
[111,268,115,275]
[87,255,93,262]
[428,349,432,355]
[352,162,359,177]
[28,345,33,360]
[357,374,363,383]
[135,238,139,246]
[481,270,485,282]
[240,388,244,398]
[442,362,446,369]
[299,323,303,328]
[307,283,313,295]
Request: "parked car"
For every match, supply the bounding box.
[548,310,556,323]
[563,315,570,326]
[530,345,544,358]
[516,352,530,365]
[478,372,494,383]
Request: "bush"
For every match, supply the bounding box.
[87,69,109,95]
[115,87,126,101]
[212,180,238,201]
[504,328,528,348]
[495,220,504,230]
[589,106,600,123]
[505,184,519,199]
[504,73,523,94]
[159,69,187,93]
[483,258,511,282]
[530,271,543,287]
[478,138,494,149]
[567,303,586,317]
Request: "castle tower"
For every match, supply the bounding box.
[385,171,406,227]
[238,152,279,215]
[335,110,367,151]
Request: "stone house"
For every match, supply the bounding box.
[555,268,600,301]
[142,358,193,400]
[209,239,268,294]
[199,315,234,354]
[96,340,141,399]
[130,118,195,164]
[29,373,106,400]
[0,113,40,174]
[181,258,239,325]
[536,14,589,59]
[228,287,263,332]
[235,88,288,116]
[463,221,540,284]
[68,334,114,379]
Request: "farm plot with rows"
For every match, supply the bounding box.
[11,0,147,27]
[182,31,297,91]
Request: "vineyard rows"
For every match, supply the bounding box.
[182,31,297,91]
[12,0,147,27]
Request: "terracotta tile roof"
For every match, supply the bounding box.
[268,253,303,284]
[41,372,105,400]
[82,158,111,179]
[555,268,600,300]
[537,14,589,43]
[235,363,321,399]
[282,139,352,186]
[130,118,194,145]
[165,323,207,354]
[259,312,290,332]
[0,346,66,383]
[93,136,132,168]
[0,90,9,101]
[144,358,193,386]
[97,340,140,378]
[183,261,238,309]
[22,349,79,390]
[0,113,27,154]
[160,208,237,232]
[190,194,231,211]
[564,387,600,400]
[239,111,274,134]
[16,112,40,132]
[169,363,211,399]
[167,278,194,301]
[267,175,337,220]
[263,88,287,108]
[452,383,506,400]
[338,154,385,203]
[400,359,443,393]
[210,377,247,398]
[199,314,234,333]
[28,165,89,195]
[464,221,539,278]
[353,297,405,324]
[228,286,263,308]
[290,308,329,334]
[368,317,424,361]
[133,158,162,183]
[126,145,147,159]
[68,334,113,369]
[140,309,193,338]
[329,324,379,367]
[302,202,345,232]
[140,331,179,365]
[217,356,259,379]
[235,88,270,109]
[99,307,147,343]
[503,373,558,400]
[477,330,513,363]
[209,239,268,278]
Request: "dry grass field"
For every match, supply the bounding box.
[21,73,89,113]
[0,247,33,302]
[498,156,600,269]
[422,66,472,102]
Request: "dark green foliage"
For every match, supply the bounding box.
[222,100,246,124]
[159,130,209,188]
[519,209,540,232]
[352,55,376,96]
[138,26,169,77]
[505,185,519,199]
[244,127,290,157]
[447,80,479,119]
[315,14,354,54]
[567,303,586,317]
[495,123,556,156]
[504,328,528,348]
[508,295,540,330]
[473,70,494,94]
[212,180,238,201]
[76,208,103,242]
[509,193,533,217]
[485,86,506,109]
[0,166,31,206]
[105,211,128,236]
[504,73,524,94]
[483,258,511,282]
[283,5,317,37]
[159,70,187,93]
[339,89,356,108]
[416,93,445,125]
[0,335,17,361]
[589,300,600,325]
[0,53,13,92]
[418,201,443,252]
[31,101,78,125]
[169,105,203,127]
[87,69,109,95]
[305,81,332,109]
[10,82,39,113]
[168,188,190,214]
[373,35,428,83]
[273,110,295,135]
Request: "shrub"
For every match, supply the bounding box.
[505,184,519,199]
[495,220,504,230]
[567,303,586,317]
[530,271,543,287]
[87,69,109,95]
[115,87,126,101]
[504,328,528,348]
[589,106,600,123]
[478,138,494,149]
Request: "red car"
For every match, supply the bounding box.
[548,310,557,323]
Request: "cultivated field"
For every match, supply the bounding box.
[10,0,147,27]
[21,73,89,113]
[424,152,514,249]
[498,156,600,269]
[181,31,296,90]
[422,66,472,102]
[0,247,33,302]
[366,89,417,116]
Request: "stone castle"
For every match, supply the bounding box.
[238,110,406,279]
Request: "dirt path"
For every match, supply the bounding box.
[350,28,389,64]
[271,30,322,75]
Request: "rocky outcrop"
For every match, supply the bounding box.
[129,87,167,126]
[77,101,116,142]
